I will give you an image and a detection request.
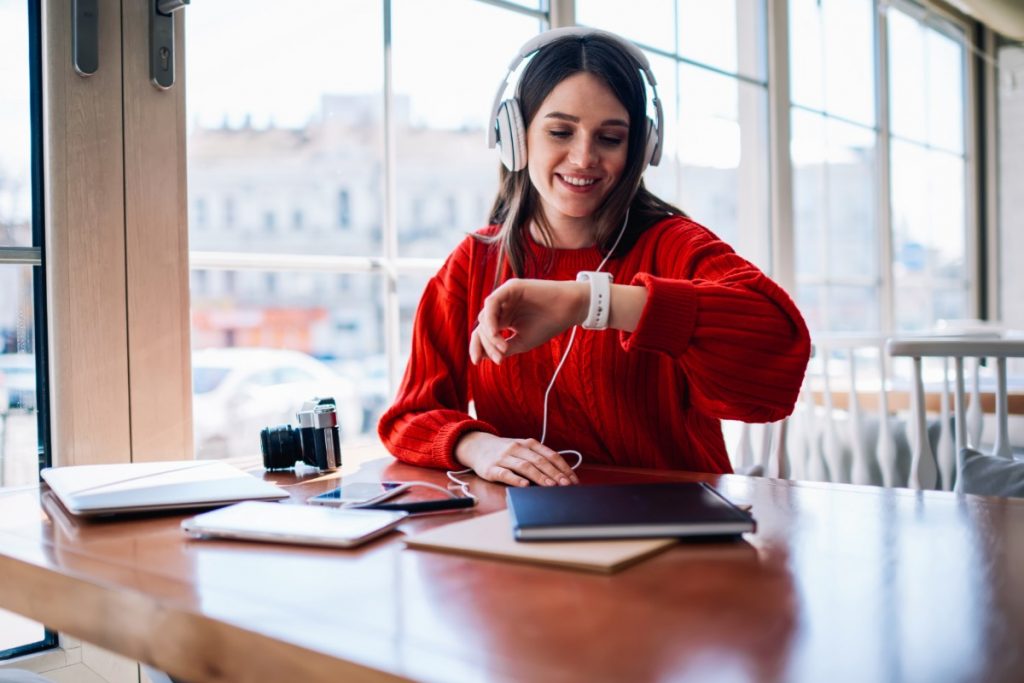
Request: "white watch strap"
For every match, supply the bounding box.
[576,271,613,330]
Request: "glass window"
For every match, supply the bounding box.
[190,269,386,458]
[888,7,964,152]
[997,42,1024,330]
[677,64,770,269]
[791,110,878,282]
[789,0,875,126]
[186,1,385,256]
[678,0,767,81]
[1,0,53,660]
[577,0,676,53]
[887,6,968,331]
[890,138,967,330]
[392,0,542,258]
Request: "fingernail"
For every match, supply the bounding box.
[545,478,555,486]
[559,477,570,486]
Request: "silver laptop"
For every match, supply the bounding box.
[41,460,289,517]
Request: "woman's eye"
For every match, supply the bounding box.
[547,129,572,139]
[599,136,624,146]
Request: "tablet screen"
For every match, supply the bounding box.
[182,501,408,548]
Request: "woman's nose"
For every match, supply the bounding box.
[568,136,598,167]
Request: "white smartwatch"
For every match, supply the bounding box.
[576,271,613,330]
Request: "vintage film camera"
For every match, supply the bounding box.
[260,397,342,472]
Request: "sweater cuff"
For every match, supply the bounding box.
[619,273,697,357]
[433,419,499,470]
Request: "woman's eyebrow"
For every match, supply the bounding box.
[544,111,629,127]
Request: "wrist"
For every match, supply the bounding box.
[575,271,613,330]
[572,280,590,326]
[454,430,485,468]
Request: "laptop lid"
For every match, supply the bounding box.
[41,460,288,517]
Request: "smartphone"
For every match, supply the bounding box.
[308,481,406,507]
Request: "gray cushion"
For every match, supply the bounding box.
[958,447,1024,498]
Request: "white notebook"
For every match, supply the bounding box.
[41,460,288,517]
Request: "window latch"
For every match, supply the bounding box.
[72,0,99,77]
[150,0,189,90]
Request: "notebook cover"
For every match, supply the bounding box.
[404,510,676,574]
[506,482,755,541]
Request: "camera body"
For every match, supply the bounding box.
[260,397,342,472]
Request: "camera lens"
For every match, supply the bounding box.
[260,425,302,470]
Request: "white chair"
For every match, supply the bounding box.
[886,336,1024,492]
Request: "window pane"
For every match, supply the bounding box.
[791,110,877,280]
[827,285,880,332]
[576,0,676,53]
[790,0,874,126]
[186,1,385,256]
[891,140,967,330]
[0,1,31,248]
[392,0,541,258]
[998,43,1024,327]
[888,7,964,153]
[676,64,770,270]
[0,264,38,486]
[190,270,384,459]
[678,0,766,81]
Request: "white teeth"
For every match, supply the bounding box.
[560,175,597,187]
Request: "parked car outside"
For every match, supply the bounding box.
[192,347,363,460]
[0,353,36,411]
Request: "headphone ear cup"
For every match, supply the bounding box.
[643,117,660,169]
[496,99,527,171]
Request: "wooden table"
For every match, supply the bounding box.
[2,444,1024,683]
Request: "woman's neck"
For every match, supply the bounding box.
[530,216,596,250]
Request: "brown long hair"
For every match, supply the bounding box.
[480,33,685,281]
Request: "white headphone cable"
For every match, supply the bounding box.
[447,209,631,491]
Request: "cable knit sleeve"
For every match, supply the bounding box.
[620,219,811,423]
[377,238,498,469]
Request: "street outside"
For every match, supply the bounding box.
[0,410,38,489]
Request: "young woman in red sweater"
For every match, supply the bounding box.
[379,28,811,488]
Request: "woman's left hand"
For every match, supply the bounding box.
[470,278,588,365]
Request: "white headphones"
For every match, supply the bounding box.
[487,27,664,173]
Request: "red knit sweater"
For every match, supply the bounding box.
[379,215,811,474]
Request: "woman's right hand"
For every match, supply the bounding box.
[455,432,579,487]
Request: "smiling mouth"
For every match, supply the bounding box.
[557,174,599,187]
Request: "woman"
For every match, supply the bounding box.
[379,28,810,488]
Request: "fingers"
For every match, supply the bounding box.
[520,439,579,484]
[492,444,579,487]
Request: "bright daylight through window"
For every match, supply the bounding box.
[0,0,53,660]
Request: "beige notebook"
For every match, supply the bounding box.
[404,510,676,573]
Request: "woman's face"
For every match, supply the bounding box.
[525,71,630,236]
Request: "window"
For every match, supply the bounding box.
[789,0,973,334]
[997,40,1024,328]
[185,0,546,458]
[578,0,772,271]
[789,0,879,332]
[887,4,969,331]
[0,0,56,660]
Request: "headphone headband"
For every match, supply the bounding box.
[486,27,663,168]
